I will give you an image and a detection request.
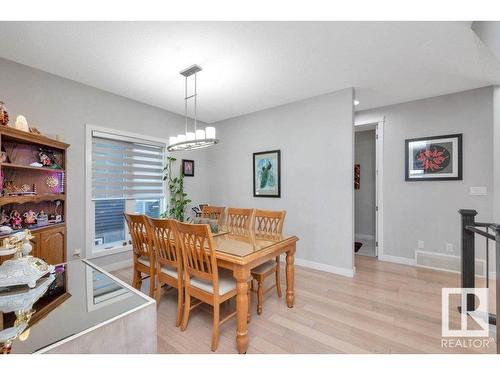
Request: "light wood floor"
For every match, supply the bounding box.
[112,255,496,354]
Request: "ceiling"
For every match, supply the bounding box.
[0,21,499,123]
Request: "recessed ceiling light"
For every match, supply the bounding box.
[354,100,360,106]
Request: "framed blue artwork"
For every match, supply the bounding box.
[253,150,281,198]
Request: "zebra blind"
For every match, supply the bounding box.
[92,131,165,200]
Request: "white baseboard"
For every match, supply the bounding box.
[295,258,355,278]
[355,233,375,240]
[378,254,415,266]
[100,259,133,272]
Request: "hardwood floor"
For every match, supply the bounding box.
[112,255,496,354]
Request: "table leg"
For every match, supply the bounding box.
[234,266,250,354]
[286,245,296,308]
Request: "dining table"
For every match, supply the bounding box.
[212,227,299,354]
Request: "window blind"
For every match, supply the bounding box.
[92,131,165,200]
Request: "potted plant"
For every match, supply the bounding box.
[161,156,191,222]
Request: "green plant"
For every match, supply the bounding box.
[161,156,191,221]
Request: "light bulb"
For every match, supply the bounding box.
[196,129,205,140]
[206,127,216,139]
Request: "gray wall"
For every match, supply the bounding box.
[208,89,355,273]
[356,87,494,261]
[354,130,376,237]
[0,58,211,265]
[494,86,500,224]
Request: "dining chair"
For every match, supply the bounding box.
[175,220,250,351]
[250,209,286,315]
[147,217,183,326]
[124,213,156,298]
[201,205,225,225]
[225,207,254,229]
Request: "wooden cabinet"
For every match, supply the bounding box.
[0,225,65,265]
[0,126,69,267]
[38,226,66,265]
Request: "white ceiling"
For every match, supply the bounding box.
[0,21,499,123]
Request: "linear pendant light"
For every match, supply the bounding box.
[167,64,219,152]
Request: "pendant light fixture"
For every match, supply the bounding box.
[167,64,219,152]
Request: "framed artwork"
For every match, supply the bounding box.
[182,159,194,177]
[253,150,281,198]
[405,133,462,181]
[354,164,360,190]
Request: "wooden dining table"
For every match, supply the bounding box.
[212,227,299,354]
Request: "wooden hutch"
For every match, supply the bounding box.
[0,126,68,264]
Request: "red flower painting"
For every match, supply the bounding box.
[415,145,450,172]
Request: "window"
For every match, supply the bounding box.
[86,125,166,258]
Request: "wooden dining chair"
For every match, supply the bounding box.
[225,207,254,229]
[250,209,286,315]
[201,205,225,225]
[147,217,183,326]
[175,220,250,351]
[124,213,156,298]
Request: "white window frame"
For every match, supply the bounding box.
[85,124,168,259]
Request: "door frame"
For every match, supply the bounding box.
[354,118,385,258]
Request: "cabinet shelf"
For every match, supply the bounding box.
[0,222,65,239]
[0,194,65,206]
[0,163,65,173]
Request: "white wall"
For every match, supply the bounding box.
[356,87,494,261]
[0,58,211,265]
[354,130,376,238]
[208,89,355,275]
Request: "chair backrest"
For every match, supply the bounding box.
[201,205,225,225]
[175,221,219,293]
[147,217,180,271]
[124,213,153,260]
[253,209,286,234]
[226,208,254,229]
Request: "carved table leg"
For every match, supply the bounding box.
[234,266,250,354]
[285,245,296,308]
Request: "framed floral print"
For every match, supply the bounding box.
[182,159,194,177]
[253,150,281,198]
[405,133,462,181]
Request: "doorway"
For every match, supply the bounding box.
[354,120,384,259]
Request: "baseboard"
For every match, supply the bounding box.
[100,259,133,272]
[378,254,415,266]
[355,233,375,240]
[295,258,355,278]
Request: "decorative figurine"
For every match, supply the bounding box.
[0,146,10,163]
[0,230,54,288]
[37,210,48,226]
[4,180,22,195]
[0,210,9,226]
[45,175,59,189]
[38,148,60,169]
[0,101,9,126]
[48,201,62,223]
[10,210,22,230]
[14,115,29,132]
[23,210,37,226]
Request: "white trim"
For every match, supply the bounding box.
[378,254,416,266]
[355,233,375,240]
[295,258,355,278]
[85,123,168,259]
[414,250,486,277]
[99,258,134,272]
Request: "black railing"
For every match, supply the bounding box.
[459,209,500,353]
